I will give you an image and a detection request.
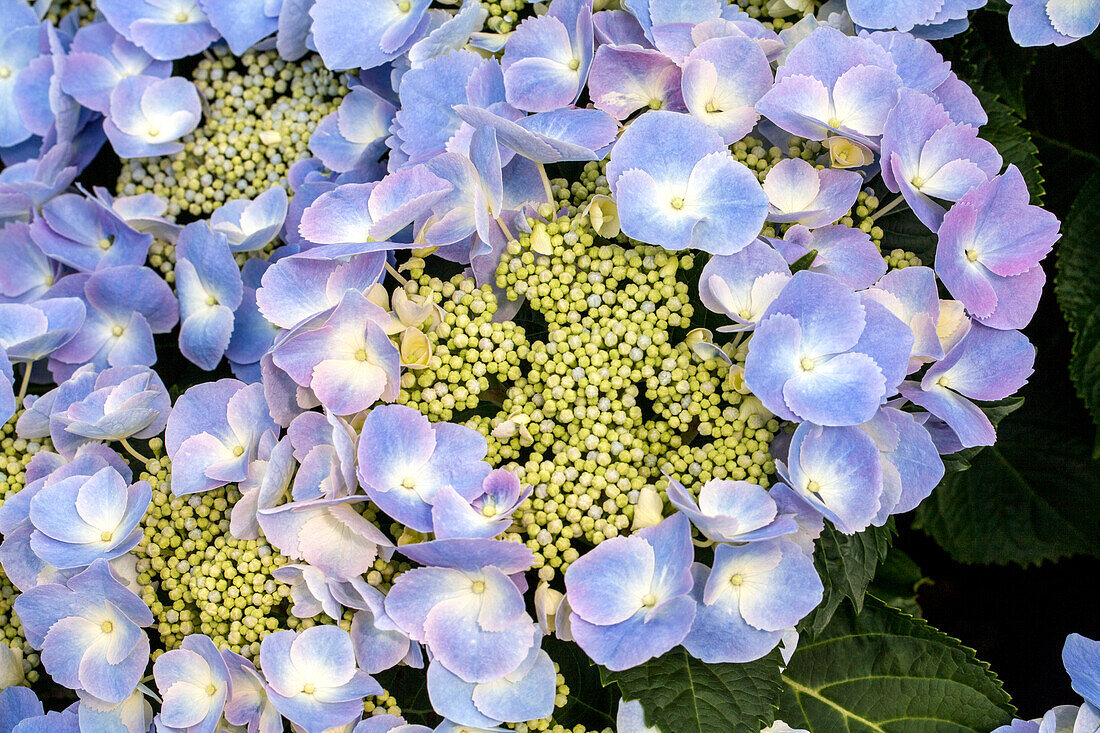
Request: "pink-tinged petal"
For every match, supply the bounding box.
[922,324,1034,401]
[606,109,724,195]
[588,45,683,121]
[975,264,1046,331]
[423,599,537,683]
[300,183,377,245]
[755,74,833,141]
[830,64,901,138]
[899,381,995,449]
[682,35,771,144]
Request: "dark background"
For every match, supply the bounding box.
[896,17,1100,718]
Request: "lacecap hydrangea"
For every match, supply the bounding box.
[0,0,1076,730]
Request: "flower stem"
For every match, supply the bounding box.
[15,363,33,406]
[120,438,150,464]
[870,194,907,222]
[384,260,409,286]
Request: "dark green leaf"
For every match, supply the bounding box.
[801,519,894,636]
[975,88,1045,203]
[937,396,1025,472]
[544,636,617,729]
[958,13,1035,115]
[1055,171,1100,333]
[1055,170,1100,452]
[601,647,782,733]
[869,548,929,618]
[914,403,1100,566]
[779,598,1015,732]
[789,249,818,273]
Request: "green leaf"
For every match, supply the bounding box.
[974,88,1045,203]
[801,519,894,636]
[958,13,1035,116]
[868,548,929,618]
[544,637,617,729]
[779,597,1015,732]
[1056,171,1100,334]
[938,396,1024,473]
[789,249,818,273]
[1055,170,1100,451]
[601,647,782,733]
[914,403,1100,566]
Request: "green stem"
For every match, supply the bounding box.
[870,194,907,222]
[384,261,409,286]
[15,363,33,406]
[536,162,554,205]
[120,438,150,464]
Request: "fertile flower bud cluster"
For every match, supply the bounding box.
[117,49,346,218]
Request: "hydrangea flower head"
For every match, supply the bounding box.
[899,323,1035,448]
[103,76,203,159]
[260,625,383,732]
[271,289,401,415]
[755,26,901,143]
[605,110,768,254]
[96,0,219,60]
[357,404,491,532]
[502,0,594,113]
[30,193,153,272]
[681,34,772,144]
[27,463,150,568]
[49,265,179,377]
[564,513,695,670]
[164,379,279,495]
[744,271,912,426]
[385,560,539,683]
[14,559,153,703]
[152,633,231,733]
[683,537,822,663]
[935,165,1060,330]
[1008,0,1100,46]
[880,88,1002,231]
[778,422,884,534]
